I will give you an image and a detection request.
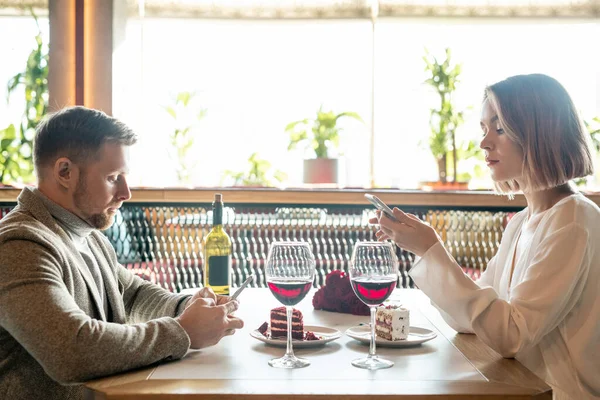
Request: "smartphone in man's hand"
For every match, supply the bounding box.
[230,274,254,301]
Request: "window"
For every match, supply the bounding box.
[113,18,372,188]
[0,11,49,132]
[375,19,600,188]
[0,5,48,185]
[113,2,600,189]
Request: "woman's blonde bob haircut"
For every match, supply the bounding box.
[484,74,594,194]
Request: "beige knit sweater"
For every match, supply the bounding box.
[0,187,191,400]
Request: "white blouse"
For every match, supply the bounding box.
[409,193,600,400]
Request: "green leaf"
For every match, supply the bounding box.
[423,47,467,180]
[164,106,177,119]
[335,111,364,124]
[6,73,23,101]
[0,11,44,184]
[274,170,287,182]
[164,91,207,184]
[176,91,193,106]
[221,153,286,187]
[0,124,16,140]
[285,119,308,132]
[285,108,363,158]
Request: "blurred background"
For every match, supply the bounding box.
[1,0,599,191]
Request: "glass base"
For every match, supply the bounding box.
[351,356,394,370]
[268,354,310,369]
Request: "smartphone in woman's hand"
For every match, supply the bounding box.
[364,194,399,222]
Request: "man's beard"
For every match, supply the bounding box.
[73,173,116,230]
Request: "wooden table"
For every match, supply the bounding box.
[84,289,552,399]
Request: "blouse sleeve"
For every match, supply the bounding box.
[475,254,497,288]
[430,303,474,334]
[409,223,589,358]
[427,254,498,334]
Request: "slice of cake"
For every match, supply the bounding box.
[270,306,304,340]
[375,304,410,341]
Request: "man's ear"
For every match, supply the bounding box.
[53,157,78,190]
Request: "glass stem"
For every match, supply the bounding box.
[285,306,295,358]
[369,306,377,358]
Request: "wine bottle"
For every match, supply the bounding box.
[202,193,232,295]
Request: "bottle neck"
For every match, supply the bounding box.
[212,202,223,226]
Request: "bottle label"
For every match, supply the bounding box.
[208,255,231,286]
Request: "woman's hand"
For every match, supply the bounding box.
[368,209,441,257]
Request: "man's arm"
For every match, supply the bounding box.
[116,265,192,322]
[93,232,192,322]
[0,240,190,384]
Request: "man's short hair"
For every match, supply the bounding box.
[34,106,138,179]
[484,74,594,194]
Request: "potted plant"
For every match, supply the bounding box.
[221,152,287,187]
[585,117,600,153]
[285,106,363,184]
[422,48,470,190]
[0,10,47,186]
[575,117,600,188]
[163,91,206,185]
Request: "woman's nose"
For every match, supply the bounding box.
[480,133,493,151]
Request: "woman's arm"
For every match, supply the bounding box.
[424,255,498,334]
[409,223,589,358]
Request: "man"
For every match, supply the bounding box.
[0,106,244,400]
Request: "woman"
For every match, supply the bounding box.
[371,74,599,400]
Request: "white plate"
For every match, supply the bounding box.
[250,325,342,348]
[345,325,437,347]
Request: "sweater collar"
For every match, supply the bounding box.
[31,187,95,238]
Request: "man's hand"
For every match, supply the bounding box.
[176,298,244,349]
[368,209,441,257]
[187,287,231,308]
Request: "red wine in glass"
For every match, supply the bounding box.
[268,280,312,306]
[351,277,397,306]
[349,241,399,370]
[265,241,315,369]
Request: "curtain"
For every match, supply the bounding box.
[379,0,600,18]
[1,0,598,18]
[0,0,47,15]
[128,0,600,18]
[130,0,372,19]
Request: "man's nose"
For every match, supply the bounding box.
[117,178,131,201]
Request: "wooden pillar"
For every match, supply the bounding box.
[48,0,76,111]
[48,0,113,114]
[83,0,113,114]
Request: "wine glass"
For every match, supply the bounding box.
[265,241,316,368]
[349,241,399,370]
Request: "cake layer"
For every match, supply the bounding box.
[271,321,303,329]
[270,306,304,339]
[271,325,303,336]
[270,314,302,323]
[271,307,303,322]
[375,304,410,341]
[375,326,394,341]
[271,328,304,340]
